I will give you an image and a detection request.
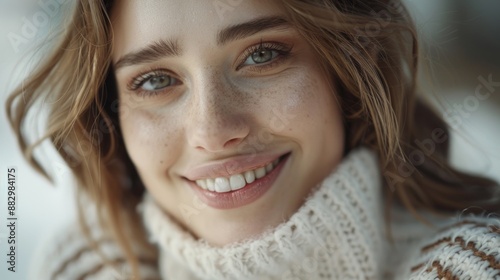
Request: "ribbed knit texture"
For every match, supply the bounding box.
[29,147,500,279]
[138,148,387,280]
[395,216,500,279]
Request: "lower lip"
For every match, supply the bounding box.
[186,153,290,210]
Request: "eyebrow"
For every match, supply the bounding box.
[216,15,290,46]
[114,39,180,70]
[114,15,291,71]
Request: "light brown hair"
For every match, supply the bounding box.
[6,0,499,278]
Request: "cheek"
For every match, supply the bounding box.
[260,71,342,139]
[119,106,180,171]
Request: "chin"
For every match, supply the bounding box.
[189,191,301,247]
[197,217,280,247]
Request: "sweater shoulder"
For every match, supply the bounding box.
[29,218,160,280]
[399,215,500,280]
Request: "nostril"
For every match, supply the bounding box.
[223,137,244,148]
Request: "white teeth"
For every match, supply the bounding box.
[229,174,246,191]
[207,178,215,191]
[214,177,231,192]
[196,180,207,190]
[244,170,255,184]
[194,157,282,193]
[265,163,273,172]
[255,167,266,179]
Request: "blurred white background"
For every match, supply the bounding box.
[1,1,77,280]
[0,1,499,280]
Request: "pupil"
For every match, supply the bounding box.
[152,76,168,88]
[252,50,272,63]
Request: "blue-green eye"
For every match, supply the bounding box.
[244,49,280,65]
[129,70,179,95]
[237,41,293,71]
[141,75,175,91]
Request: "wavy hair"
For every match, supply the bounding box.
[6,0,499,278]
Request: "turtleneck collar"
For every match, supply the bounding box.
[138,147,387,280]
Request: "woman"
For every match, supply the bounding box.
[7,0,500,279]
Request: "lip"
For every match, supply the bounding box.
[183,151,290,181]
[185,153,290,209]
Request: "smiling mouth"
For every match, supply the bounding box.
[192,153,289,193]
[185,152,290,209]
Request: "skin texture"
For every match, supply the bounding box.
[111,0,345,246]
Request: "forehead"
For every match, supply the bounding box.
[110,0,286,58]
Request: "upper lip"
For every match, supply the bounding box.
[183,151,290,181]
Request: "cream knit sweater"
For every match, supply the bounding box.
[30,148,500,280]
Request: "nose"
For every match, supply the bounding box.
[185,77,250,153]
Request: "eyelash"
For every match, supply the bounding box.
[236,41,293,71]
[127,41,293,97]
[126,69,172,98]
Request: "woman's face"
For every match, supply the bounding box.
[111,0,344,246]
